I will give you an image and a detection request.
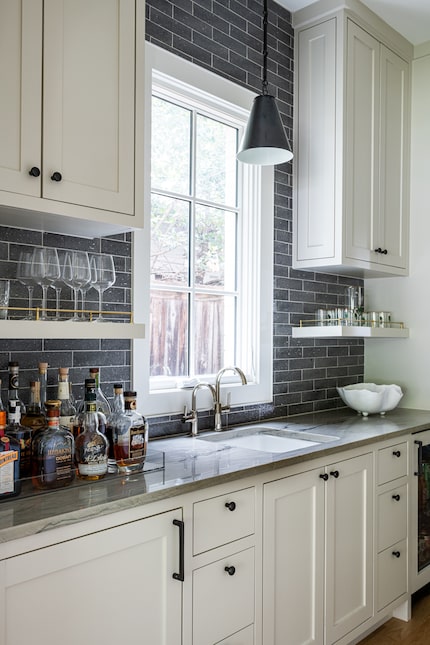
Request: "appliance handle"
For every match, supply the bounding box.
[172,519,185,582]
[414,440,423,476]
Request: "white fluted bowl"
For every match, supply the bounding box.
[337,383,403,416]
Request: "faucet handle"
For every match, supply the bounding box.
[181,405,194,423]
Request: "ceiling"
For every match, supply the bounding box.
[277,0,430,45]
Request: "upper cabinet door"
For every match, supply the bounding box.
[43,0,135,215]
[378,45,410,269]
[0,0,42,196]
[345,20,380,265]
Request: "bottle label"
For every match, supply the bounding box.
[58,382,69,400]
[0,450,18,494]
[78,460,107,477]
[59,415,74,431]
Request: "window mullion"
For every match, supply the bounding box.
[188,108,198,378]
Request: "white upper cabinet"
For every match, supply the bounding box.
[293,1,412,277]
[0,0,144,237]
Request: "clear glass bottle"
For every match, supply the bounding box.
[38,362,48,408]
[75,391,109,480]
[106,383,124,473]
[8,361,26,414]
[89,367,111,417]
[0,429,21,501]
[31,400,75,490]
[21,380,46,434]
[113,390,148,474]
[73,378,107,437]
[5,400,32,479]
[57,367,76,433]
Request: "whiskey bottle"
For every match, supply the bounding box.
[106,384,124,473]
[21,380,46,434]
[8,361,26,414]
[0,430,21,501]
[57,367,76,433]
[89,367,111,417]
[31,400,75,490]
[75,391,108,480]
[113,390,148,474]
[73,378,107,437]
[5,400,32,479]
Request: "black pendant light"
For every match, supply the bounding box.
[237,0,293,166]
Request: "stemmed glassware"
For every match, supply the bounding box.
[31,248,61,320]
[89,253,116,322]
[17,250,37,320]
[62,251,91,322]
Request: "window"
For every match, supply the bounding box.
[133,43,274,416]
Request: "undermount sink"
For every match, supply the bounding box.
[199,425,339,454]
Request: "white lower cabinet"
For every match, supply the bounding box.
[0,508,183,645]
[263,451,373,645]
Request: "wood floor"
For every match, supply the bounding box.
[358,585,430,644]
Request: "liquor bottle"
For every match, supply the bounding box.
[113,390,148,474]
[0,429,21,501]
[89,367,111,417]
[106,384,124,473]
[31,400,75,490]
[75,390,109,480]
[38,362,48,408]
[73,379,107,437]
[57,367,76,433]
[21,380,46,434]
[5,400,32,479]
[7,361,26,414]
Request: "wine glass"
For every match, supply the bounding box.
[62,251,91,321]
[51,249,67,320]
[31,248,61,320]
[16,249,37,320]
[89,253,116,322]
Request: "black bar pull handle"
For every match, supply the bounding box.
[172,519,184,582]
[415,440,423,476]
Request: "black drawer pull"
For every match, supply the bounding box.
[225,501,236,511]
[392,550,401,558]
[29,166,40,177]
[51,171,62,182]
[392,450,401,458]
[330,470,339,478]
[172,519,184,582]
[392,494,400,501]
[319,473,329,481]
[224,565,236,576]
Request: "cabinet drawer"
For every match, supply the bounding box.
[193,487,255,555]
[193,547,255,645]
[215,624,254,645]
[377,540,407,611]
[377,442,408,484]
[377,484,408,552]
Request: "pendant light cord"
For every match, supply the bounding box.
[262,0,268,95]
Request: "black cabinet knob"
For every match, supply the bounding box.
[224,565,236,576]
[392,450,401,458]
[374,247,382,253]
[392,494,401,501]
[319,473,329,481]
[330,470,339,478]
[28,166,40,177]
[392,551,401,558]
[51,171,62,182]
[225,501,236,511]
[382,249,388,254]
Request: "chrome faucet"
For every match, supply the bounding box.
[214,366,247,431]
[182,382,217,437]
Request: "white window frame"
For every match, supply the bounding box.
[132,42,274,417]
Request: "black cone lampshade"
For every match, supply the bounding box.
[237,0,293,166]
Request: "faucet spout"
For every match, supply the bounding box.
[214,366,247,432]
[182,382,217,437]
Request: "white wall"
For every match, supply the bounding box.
[364,42,430,409]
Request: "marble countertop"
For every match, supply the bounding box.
[1,406,430,545]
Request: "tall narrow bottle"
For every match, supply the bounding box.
[89,367,111,417]
[5,400,31,479]
[21,380,46,434]
[0,429,21,501]
[106,384,124,473]
[31,400,75,490]
[38,362,48,408]
[57,367,76,433]
[8,361,26,414]
[75,390,109,480]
